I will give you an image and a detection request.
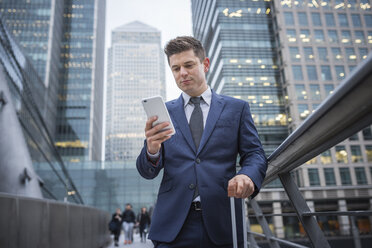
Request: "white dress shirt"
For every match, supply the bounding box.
[147,87,212,202]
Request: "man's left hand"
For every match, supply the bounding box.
[227,174,255,198]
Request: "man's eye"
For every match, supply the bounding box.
[173,68,180,72]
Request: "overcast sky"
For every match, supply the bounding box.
[105,0,193,100]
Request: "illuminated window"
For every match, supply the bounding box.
[298,104,309,120]
[322,0,331,9]
[332,47,342,60]
[339,168,352,185]
[359,48,368,59]
[292,65,304,80]
[309,84,321,99]
[312,103,320,112]
[295,84,307,100]
[355,167,367,185]
[324,168,336,186]
[324,84,334,96]
[317,47,328,61]
[325,13,335,26]
[314,30,325,42]
[304,47,315,61]
[289,47,300,61]
[306,157,317,164]
[355,31,365,44]
[336,146,348,163]
[345,47,356,61]
[308,168,320,186]
[321,65,332,81]
[287,29,297,42]
[351,145,363,163]
[320,150,332,164]
[307,66,318,81]
[341,30,351,44]
[365,145,372,162]
[335,65,345,80]
[300,29,310,42]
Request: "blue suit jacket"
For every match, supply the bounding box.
[136,91,267,245]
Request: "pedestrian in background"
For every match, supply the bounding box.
[121,203,136,245]
[110,208,122,247]
[137,207,151,243]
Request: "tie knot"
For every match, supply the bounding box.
[190,97,201,105]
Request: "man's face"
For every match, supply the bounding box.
[169,49,210,97]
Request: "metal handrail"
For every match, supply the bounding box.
[247,231,309,248]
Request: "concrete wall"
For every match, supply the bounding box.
[0,193,111,248]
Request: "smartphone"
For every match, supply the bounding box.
[142,96,176,136]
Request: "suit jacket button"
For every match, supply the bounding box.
[196,158,201,164]
[148,167,155,173]
[189,184,195,190]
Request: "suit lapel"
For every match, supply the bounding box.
[197,92,225,154]
[168,95,196,152]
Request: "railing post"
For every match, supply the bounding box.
[350,216,362,248]
[250,198,280,248]
[245,201,259,248]
[278,172,330,248]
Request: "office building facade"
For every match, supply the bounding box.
[105,21,166,161]
[192,0,372,241]
[0,0,106,162]
[0,0,64,138]
[0,17,82,203]
[56,0,105,162]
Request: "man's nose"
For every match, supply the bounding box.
[180,66,188,77]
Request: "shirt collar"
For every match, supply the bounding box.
[182,87,212,108]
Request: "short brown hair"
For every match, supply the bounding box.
[164,36,206,64]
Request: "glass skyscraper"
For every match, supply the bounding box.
[0,0,106,206]
[0,17,82,203]
[0,0,106,163]
[56,0,105,162]
[0,0,64,138]
[105,21,166,161]
[192,0,372,243]
[192,0,288,156]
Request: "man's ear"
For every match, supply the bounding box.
[203,57,210,73]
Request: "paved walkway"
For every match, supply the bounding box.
[108,232,154,248]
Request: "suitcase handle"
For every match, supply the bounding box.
[230,197,248,248]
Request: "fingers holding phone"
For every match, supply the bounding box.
[145,116,173,154]
[142,96,176,154]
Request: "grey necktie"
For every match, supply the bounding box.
[189,97,204,150]
[189,97,203,200]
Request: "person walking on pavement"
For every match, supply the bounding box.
[137,207,151,243]
[122,203,136,245]
[110,208,122,247]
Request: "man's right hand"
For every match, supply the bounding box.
[145,116,173,154]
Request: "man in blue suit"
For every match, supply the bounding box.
[137,36,267,247]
